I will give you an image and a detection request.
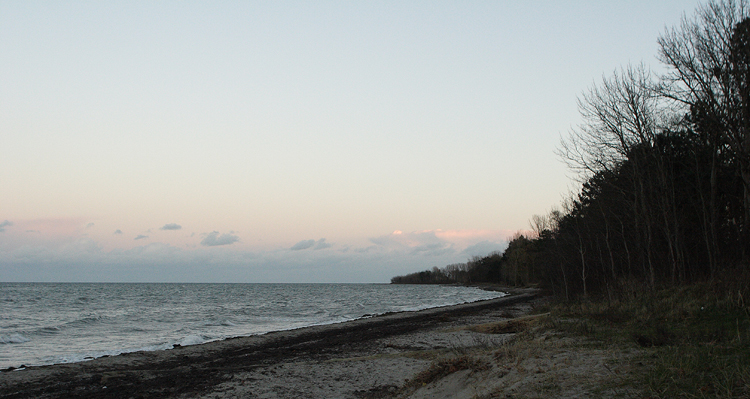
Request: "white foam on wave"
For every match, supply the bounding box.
[178,334,207,346]
[56,351,118,365]
[0,334,30,344]
[44,336,210,367]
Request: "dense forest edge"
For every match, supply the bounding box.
[393,0,750,303]
[391,4,750,396]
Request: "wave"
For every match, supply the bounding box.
[201,320,237,327]
[68,314,104,326]
[176,335,208,346]
[0,334,30,344]
[0,283,506,370]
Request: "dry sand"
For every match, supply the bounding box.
[0,289,644,398]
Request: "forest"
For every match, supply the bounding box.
[392,0,750,299]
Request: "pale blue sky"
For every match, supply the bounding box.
[1,1,700,282]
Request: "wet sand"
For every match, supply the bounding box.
[0,290,539,399]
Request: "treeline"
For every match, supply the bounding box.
[390,253,502,284]
[393,0,750,299]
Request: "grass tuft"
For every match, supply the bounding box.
[404,355,491,388]
[467,313,549,335]
[552,279,750,398]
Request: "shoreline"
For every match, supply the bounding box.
[0,285,507,372]
[0,289,538,399]
[0,283,505,371]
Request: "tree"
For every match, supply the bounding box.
[658,0,750,258]
[559,64,676,288]
[558,64,664,179]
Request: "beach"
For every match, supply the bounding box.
[1,289,639,398]
[0,289,534,398]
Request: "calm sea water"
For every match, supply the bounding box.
[0,283,504,369]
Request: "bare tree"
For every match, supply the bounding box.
[530,214,550,238]
[658,0,750,258]
[559,64,670,288]
[558,64,665,179]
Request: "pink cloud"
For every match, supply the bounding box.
[370,229,515,253]
[434,229,514,243]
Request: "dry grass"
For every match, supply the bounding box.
[551,280,750,398]
[466,313,549,335]
[398,279,750,398]
[402,355,491,388]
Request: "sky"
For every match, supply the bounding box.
[1,1,702,283]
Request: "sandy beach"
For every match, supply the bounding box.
[1,289,640,398]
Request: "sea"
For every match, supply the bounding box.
[0,283,505,370]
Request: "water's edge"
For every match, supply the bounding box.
[0,284,508,371]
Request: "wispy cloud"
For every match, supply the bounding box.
[0,231,498,283]
[86,223,95,229]
[291,238,332,251]
[369,230,453,256]
[461,240,507,257]
[2,218,89,237]
[367,229,510,257]
[0,220,12,232]
[314,238,332,250]
[200,231,239,246]
[160,223,182,231]
[434,229,514,246]
[0,227,510,283]
[290,239,315,250]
